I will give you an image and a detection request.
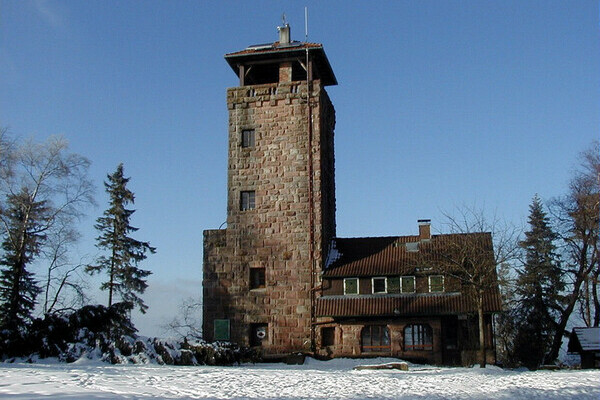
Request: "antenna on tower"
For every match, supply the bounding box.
[282,13,287,26]
[304,7,309,41]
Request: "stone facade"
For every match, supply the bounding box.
[314,316,497,365]
[203,29,501,365]
[203,62,336,355]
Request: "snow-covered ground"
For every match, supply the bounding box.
[0,357,598,399]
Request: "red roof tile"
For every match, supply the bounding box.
[224,41,337,86]
[324,233,495,278]
[225,41,322,57]
[316,291,502,317]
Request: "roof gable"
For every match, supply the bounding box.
[569,327,600,352]
[323,233,494,278]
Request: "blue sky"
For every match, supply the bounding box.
[1,1,598,336]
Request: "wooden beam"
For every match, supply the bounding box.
[238,64,245,86]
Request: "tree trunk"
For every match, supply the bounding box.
[583,277,592,326]
[592,242,600,326]
[547,275,585,363]
[593,276,599,327]
[593,264,599,327]
[43,271,51,314]
[108,265,114,307]
[478,291,486,368]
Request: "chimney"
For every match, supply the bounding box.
[278,23,291,45]
[418,219,431,241]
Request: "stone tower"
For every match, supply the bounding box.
[202,24,337,355]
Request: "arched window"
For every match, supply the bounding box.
[361,325,390,353]
[404,324,433,350]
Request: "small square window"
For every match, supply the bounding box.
[401,276,416,293]
[240,190,255,211]
[344,278,359,295]
[429,275,444,293]
[321,327,335,347]
[388,277,401,294]
[250,267,266,290]
[214,319,230,341]
[405,242,419,252]
[372,277,387,294]
[241,129,255,148]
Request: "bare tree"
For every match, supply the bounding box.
[0,134,94,331]
[162,297,203,340]
[546,141,599,362]
[41,220,90,314]
[438,206,521,367]
[0,127,16,184]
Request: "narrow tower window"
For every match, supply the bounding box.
[240,191,255,210]
[241,129,255,148]
[250,267,266,289]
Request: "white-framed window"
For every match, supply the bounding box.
[429,275,444,293]
[387,276,416,294]
[401,276,416,293]
[344,278,359,295]
[372,277,387,294]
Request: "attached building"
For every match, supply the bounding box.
[315,222,501,365]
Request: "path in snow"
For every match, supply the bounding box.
[0,358,598,399]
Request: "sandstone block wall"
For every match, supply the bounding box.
[203,79,336,355]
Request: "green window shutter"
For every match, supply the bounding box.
[388,277,400,294]
[429,275,444,293]
[344,278,358,295]
[214,319,230,341]
[401,276,415,293]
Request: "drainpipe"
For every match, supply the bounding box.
[306,45,316,354]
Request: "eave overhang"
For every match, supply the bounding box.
[225,42,337,86]
[316,292,502,318]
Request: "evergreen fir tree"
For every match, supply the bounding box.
[0,189,46,334]
[514,195,564,369]
[86,164,155,314]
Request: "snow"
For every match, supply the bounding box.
[0,358,598,399]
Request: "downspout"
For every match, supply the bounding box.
[306,45,316,353]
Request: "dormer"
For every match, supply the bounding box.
[224,24,337,87]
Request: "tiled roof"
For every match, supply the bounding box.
[570,327,600,352]
[316,291,502,317]
[224,41,337,86]
[323,233,494,278]
[225,41,323,57]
